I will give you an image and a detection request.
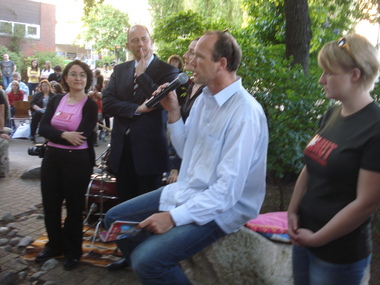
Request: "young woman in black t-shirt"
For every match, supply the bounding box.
[288,34,380,285]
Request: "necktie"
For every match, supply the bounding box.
[133,71,138,96]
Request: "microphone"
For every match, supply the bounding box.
[145,72,189,108]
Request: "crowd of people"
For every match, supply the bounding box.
[0,24,379,285]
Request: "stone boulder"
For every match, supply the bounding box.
[180,227,293,285]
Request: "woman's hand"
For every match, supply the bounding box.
[61,131,86,146]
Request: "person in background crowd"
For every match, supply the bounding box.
[104,31,268,284]
[5,72,29,99]
[29,80,55,142]
[101,78,111,133]
[27,59,40,95]
[40,61,54,80]
[287,34,380,285]
[167,37,205,184]
[88,84,103,146]
[167,54,184,71]
[104,62,109,72]
[35,60,97,271]
[92,69,104,90]
[0,54,16,89]
[52,82,65,95]
[48,65,62,83]
[0,86,10,177]
[102,24,179,271]
[7,80,24,119]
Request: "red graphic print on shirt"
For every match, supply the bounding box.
[304,134,338,166]
[54,110,74,121]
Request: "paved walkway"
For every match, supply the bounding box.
[0,137,141,284]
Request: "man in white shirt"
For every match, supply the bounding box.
[104,31,268,284]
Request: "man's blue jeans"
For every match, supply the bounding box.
[2,76,12,89]
[104,187,227,285]
[292,245,371,285]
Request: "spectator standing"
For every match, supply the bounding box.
[40,61,54,80]
[101,78,111,132]
[35,60,98,271]
[0,54,16,88]
[91,69,104,90]
[29,80,55,142]
[287,34,380,284]
[47,65,62,83]
[5,72,29,99]
[103,31,268,283]
[88,84,103,146]
[102,24,179,203]
[27,59,40,95]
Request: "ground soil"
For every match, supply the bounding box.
[262,179,380,285]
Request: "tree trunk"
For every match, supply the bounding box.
[284,0,311,74]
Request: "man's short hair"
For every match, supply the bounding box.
[205,31,242,72]
[53,65,62,72]
[127,25,151,43]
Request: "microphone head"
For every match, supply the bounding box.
[178,72,189,84]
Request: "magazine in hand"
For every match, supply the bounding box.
[99,221,142,242]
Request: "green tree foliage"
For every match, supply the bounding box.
[235,31,330,180]
[153,10,227,61]
[149,0,243,31]
[82,0,104,17]
[78,4,130,54]
[148,0,186,27]
[192,0,243,28]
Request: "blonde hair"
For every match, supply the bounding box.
[318,34,380,91]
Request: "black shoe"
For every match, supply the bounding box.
[106,258,129,271]
[63,257,79,270]
[35,250,62,263]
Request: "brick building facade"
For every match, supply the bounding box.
[0,0,55,57]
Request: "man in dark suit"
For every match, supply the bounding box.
[103,25,179,202]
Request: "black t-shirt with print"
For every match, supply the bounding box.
[299,101,380,264]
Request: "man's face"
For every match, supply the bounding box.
[3,54,9,61]
[190,34,220,86]
[126,26,153,61]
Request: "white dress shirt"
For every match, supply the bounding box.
[160,78,268,234]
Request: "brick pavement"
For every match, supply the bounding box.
[0,137,141,284]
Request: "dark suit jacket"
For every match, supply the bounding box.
[102,55,179,175]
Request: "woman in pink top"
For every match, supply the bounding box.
[35,60,98,271]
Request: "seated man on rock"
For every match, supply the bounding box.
[104,30,269,284]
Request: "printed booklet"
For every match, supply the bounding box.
[99,221,142,242]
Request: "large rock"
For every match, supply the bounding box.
[180,227,293,285]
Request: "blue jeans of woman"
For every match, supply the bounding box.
[104,187,227,285]
[292,245,371,285]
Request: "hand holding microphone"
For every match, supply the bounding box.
[145,72,188,108]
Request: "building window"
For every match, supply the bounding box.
[0,21,40,39]
[0,22,12,34]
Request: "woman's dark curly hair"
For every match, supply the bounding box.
[61,60,93,93]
